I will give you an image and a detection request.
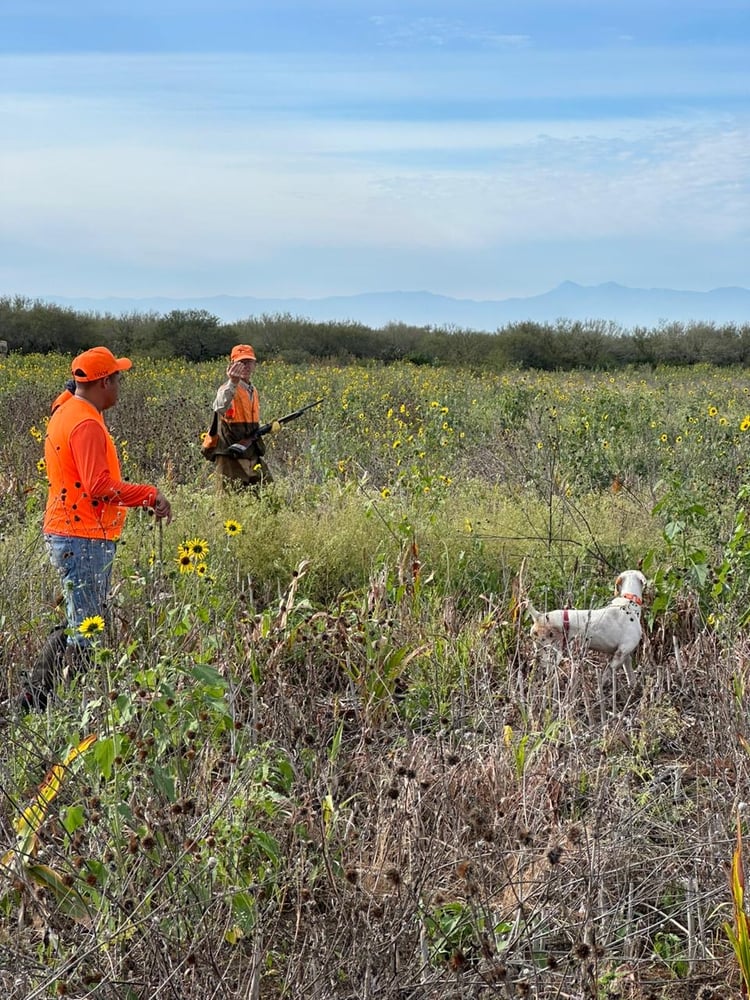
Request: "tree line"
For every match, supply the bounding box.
[2,294,750,370]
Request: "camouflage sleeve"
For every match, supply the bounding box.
[213,380,237,414]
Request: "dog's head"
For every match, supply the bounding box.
[614,569,647,599]
[530,619,563,645]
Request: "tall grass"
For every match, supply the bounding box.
[2,355,750,997]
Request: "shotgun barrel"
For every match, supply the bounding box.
[226,398,324,457]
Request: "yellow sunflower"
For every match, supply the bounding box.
[186,537,209,560]
[224,519,243,536]
[79,615,105,636]
[176,552,194,573]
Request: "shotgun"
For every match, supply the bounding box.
[226,398,325,457]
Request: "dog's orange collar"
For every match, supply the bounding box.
[621,592,643,605]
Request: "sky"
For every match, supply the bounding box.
[1,0,748,303]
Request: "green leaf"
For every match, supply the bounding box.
[246,827,280,867]
[664,520,685,542]
[94,735,120,780]
[61,804,86,836]
[152,763,176,803]
[191,664,229,689]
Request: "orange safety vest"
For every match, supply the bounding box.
[44,397,131,540]
[218,383,261,449]
[50,388,74,413]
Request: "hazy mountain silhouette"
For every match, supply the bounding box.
[46,282,750,330]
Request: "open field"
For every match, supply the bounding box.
[2,355,750,998]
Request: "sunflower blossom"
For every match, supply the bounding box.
[79,615,105,636]
[176,552,194,573]
[186,537,209,560]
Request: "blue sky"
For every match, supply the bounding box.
[1,1,748,301]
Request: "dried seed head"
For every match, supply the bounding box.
[547,845,564,865]
[479,959,507,983]
[448,949,467,972]
[573,941,591,960]
[385,867,402,885]
[567,823,583,845]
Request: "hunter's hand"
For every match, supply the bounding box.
[227,360,247,384]
[271,420,281,434]
[153,491,172,525]
[228,358,256,384]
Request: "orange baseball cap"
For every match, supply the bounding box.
[230,344,257,362]
[71,346,133,382]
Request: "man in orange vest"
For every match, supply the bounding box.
[212,344,273,489]
[21,346,172,709]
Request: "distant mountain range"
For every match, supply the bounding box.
[43,281,750,331]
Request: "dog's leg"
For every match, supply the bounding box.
[611,649,636,688]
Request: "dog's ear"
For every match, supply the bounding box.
[614,574,623,595]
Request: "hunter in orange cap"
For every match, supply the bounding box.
[21,348,172,711]
[210,344,272,489]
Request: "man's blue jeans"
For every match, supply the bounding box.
[44,534,116,647]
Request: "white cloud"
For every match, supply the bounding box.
[368,15,531,49]
[2,106,747,269]
[1,41,748,296]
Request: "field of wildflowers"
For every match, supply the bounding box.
[2,353,750,997]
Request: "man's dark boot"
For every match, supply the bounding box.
[62,643,93,679]
[18,625,69,711]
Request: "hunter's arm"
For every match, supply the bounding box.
[213,380,237,415]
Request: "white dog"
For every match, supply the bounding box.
[525,569,647,686]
